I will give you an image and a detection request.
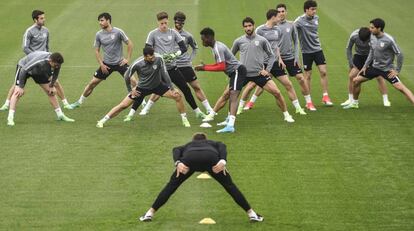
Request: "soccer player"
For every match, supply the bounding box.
[138,133,264,223]
[294,0,333,106]
[342,27,390,107]
[96,47,190,128]
[125,12,205,120]
[239,5,315,113]
[0,10,72,111]
[231,17,294,123]
[344,18,414,108]
[194,27,247,133]
[69,12,134,109]
[6,51,74,126]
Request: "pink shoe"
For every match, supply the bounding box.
[306,102,317,111]
[322,95,333,106]
[243,101,254,110]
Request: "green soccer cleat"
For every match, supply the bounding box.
[202,113,214,122]
[123,115,133,122]
[68,101,81,109]
[7,119,15,126]
[63,104,74,110]
[343,103,359,109]
[196,111,207,119]
[295,107,307,115]
[57,114,75,122]
[0,104,9,111]
[237,105,243,115]
[96,121,104,128]
[182,117,191,127]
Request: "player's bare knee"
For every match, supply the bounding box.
[320,70,327,78]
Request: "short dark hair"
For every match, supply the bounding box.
[98,12,111,23]
[242,17,255,26]
[304,0,317,12]
[174,11,186,22]
[50,52,64,64]
[266,9,279,20]
[200,27,215,37]
[143,47,154,56]
[192,132,207,141]
[276,3,287,10]
[358,27,371,42]
[32,10,44,20]
[157,12,168,21]
[370,18,385,32]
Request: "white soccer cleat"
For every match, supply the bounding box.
[202,113,215,122]
[383,100,391,107]
[284,115,295,123]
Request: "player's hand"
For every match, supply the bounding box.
[194,64,205,72]
[100,64,110,74]
[14,87,24,97]
[387,69,399,79]
[131,89,141,98]
[279,59,286,70]
[294,60,301,68]
[119,58,129,66]
[358,67,367,77]
[259,69,270,77]
[48,86,56,96]
[176,162,189,177]
[212,162,226,174]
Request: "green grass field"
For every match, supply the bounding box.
[0,0,413,230]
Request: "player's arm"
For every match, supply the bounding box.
[195,44,226,72]
[212,141,227,174]
[346,36,355,68]
[160,58,173,87]
[392,40,403,74]
[230,39,239,56]
[124,64,138,92]
[188,36,198,61]
[121,39,133,66]
[46,31,50,52]
[263,40,275,75]
[292,24,300,65]
[49,66,60,87]
[22,30,33,55]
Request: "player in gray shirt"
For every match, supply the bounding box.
[69,12,135,109]
[341,27,390,107]
[345,18,414,109]
[294,0,333,106]
[231,17,294,123]
[96,47,190,128]
[0,10,72,111]
[6,51,74,126]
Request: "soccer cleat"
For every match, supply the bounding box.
[340,99,351,106]
[237,105,244,115]
[182,117,191,127]
[249,214,264,222]
[202,113,215,122]
[139,109,149,116]
[96,121,104,128]
[217,118,229,126]
[343,102,359,109]
[284,115,295,123]
[57,114,75,122]
[322,95,333,106]
[305,102,317,111]
[196,111,207,119]
[243,101,254,110]
[0,104,9,111]
[68,101,81,109]
[383,100,391,107]
[139,214,153,222]
[63,104,74,110]
[216,125,235,133]
[123,115,133,122]
[7,119,15,126]
[295,107,307,115]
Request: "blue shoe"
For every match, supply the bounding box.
[216,125,235,133]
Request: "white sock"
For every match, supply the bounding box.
[304,94,312,103]
[145,209,154,217]
[202,99,213,112]
[8,109,15,120]
[283,111,290,117]
[128,109,136,117]
[142,100,154,111]
[247,209,257,218]
[228,115,236,127]
[193,107,202,114]
[292,99,301,109]
[100,115,110,123]
[382,94,389,102]
[208,110,216,116]
[250,94,258,103]
[62,99,69,105]
[348,94,353,101]
[55,108,64,117]
[4,99,10,106]
[238,100,245,108]
[78,95,87,104]
[353,99,359,104]
[180,113,187,119]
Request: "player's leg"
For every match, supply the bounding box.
[0,84,16,111]
[262,79,294,123]
[53,80,71,109]
[237,81,256,114]
[39,83,74,122]
[343,75,371,109]
[387,78,414,105]
[69,76,104,109]
[96,95,136,128]
[163,89,190,127]
[317,64,333,106]
[188,79,213,113]
[342,67,360,106]
[376,77,391,106]
[277,75,306,115]
[7,86,22,126]
[203,85,230,123]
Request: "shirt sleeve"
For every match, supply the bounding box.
[118,28,129,44]
[22,30,32,55]
[172,145,185,162]
[93,33,101,48]
[145,31,155,47]
[263,40,275,72]
[159,58,173,87]
[213,43,226,63]
[231,39,240,55]
[215,142,227,161]
[187,35,198,61]
[346,35,355,68]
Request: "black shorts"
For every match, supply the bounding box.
[178,66,197,83]
[302,50,326,71]
[283,59,303,76]
[128,83,171,100]
[228,65,247,91]
[268,61,286,78]
[352,54,368,70]
[94,63,129,80]
[245,75,272,88]
[14,65,49,86]
[361,67,400,84]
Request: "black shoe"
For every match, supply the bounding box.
[139,214,152,222]
[249,214,264,222]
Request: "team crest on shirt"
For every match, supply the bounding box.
[254,40,260,46]
[111,34,115,39]
[380,42,385,47]
[153,65,157,70]
[315,20,318,25]
[168,35,172,40]
[286,28,290,32]
[43,33,47,37]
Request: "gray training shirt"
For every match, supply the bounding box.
[231,34,275,77]
[346,29,370,67]
[175,29,197,67]
[17,51,59,88]
[255,24,281,63]
[294,14,322,54]
[211,41,241,76]
[146,28,184,70]
[94,27,129,65]
[364,33,404,73]
[22,25,49,55]
[124,54,172,90]
[277,20,300,61]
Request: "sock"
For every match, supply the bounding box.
[247,209,257,218]
[128,109,136,117]
[382,94,389,102]
[8,109,15,120]
[145,209,154,217]
[62,99,69,105]
[208,110,216,116]
[180,113,187,119]
[238,100,245,108]
[78,95,87,104]
[348,94,353,101]
[292,99,301,109]
[142,100,154,111]
[227,115,236,127]
[100,115,110,123]
[353,99,359,104]
[4,99,10,106]
[250,94,258,103]
[193,107,202,114]
[304,95,312,103]
[323,92,328,97]
[202,99,213,113]
[55,108,64,117]
[283,111,290,117]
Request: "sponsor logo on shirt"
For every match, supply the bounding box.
[286,28,290,33]
[111,34,115,39]
[315,20,318,25]
[153,65,157,70]
[254,41,260,46]
[380,42,385,47]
